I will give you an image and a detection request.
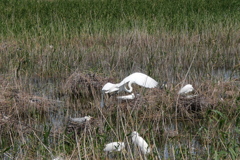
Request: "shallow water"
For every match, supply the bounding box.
[211,68,240,81]
[2,68,239,160]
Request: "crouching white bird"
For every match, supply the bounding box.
[131,131,151,155]
[52,156,64,160]
[103,142,125,152]
[101,72,158,107]
[69,116,92,124]
[117,93,136,100]
[178,84,194,95]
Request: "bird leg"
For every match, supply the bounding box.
[100,93,105,108]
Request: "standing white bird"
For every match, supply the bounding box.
[101,72,158,107]
[178,84,194,95]
[103,142,125,152]
[131,131,151,155]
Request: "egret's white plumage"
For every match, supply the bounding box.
[178,84,194,95]
[117,93,136,100]
[103,142,125,152]
[69,116,92,124]
[101,72,158,107]
[52,156,63,160]
[131,131,151,155]
[186,94,198,99]
[102,82,119,93]
[118,72,158,92]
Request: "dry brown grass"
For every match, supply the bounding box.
[1,0,240,158]
[0,65,239,159]
[1,68,234,122]
[0,76,63,138]
[63,70,114,100]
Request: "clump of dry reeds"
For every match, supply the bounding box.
[1,88,60,117]
[63,71,114,100]
[0,76,64,139]
[66,117,105,136]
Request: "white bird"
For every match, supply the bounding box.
[186,94,198,99]
[101,72,158,107]
[131,131,151,155]
[117,93,136,100]
[52,156,63,160]
[178,84,194,95]
[69,116,92,124]
[103,142,125,152]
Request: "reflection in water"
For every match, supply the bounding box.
[162,137,204,159]
[212,68,239,81]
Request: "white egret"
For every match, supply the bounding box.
[52,156,63,160]
[178,84,194,95]
[101,72,158,107]
[186,94,198,99]
[69,116,92,124]
[103,142,125,152]
[117,93,136,100]
[131,131,151,155]
[160,81,167,90]
[102,82,119,93]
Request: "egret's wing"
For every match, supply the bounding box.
[138,136,150,154]
[103,143,112,152]
[104,142,123,152]
[118,72,158,88]
[138,136,148,148]
[69,117,86,123]
[104,143,116,151]
[178,84,194,94]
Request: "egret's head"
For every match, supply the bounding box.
[85,116,93,121]
[160,81,168,90]
[131,131,139,137]
[102,82,118,93]
[128,93,136,99]
[118,142,125,149]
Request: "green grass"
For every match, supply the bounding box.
[1,0,240,37]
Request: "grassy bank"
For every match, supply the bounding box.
[0,0,240,159]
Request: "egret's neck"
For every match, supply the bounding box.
[124,81,133,93]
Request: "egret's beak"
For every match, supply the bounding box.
[89,116,93,120]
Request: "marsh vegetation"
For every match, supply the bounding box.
[1,0,240,159]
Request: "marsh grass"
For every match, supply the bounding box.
[1,0,240,159]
